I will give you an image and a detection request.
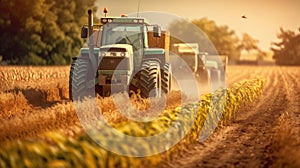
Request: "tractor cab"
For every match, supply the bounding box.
[99,17,151,71]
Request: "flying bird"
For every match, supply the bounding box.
[241,15,247,19]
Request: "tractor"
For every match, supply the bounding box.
[69,9,172,100]
[172,43,208,81]
[172,43,227,91]
[199,52,228,90]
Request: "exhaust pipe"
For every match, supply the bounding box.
[88,9,97,75]
[88,9,93,38]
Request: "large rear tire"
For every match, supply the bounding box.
[69,58,94,101]
[139,61,162,98]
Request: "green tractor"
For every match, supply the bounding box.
[69,9,172,100]
[172,43,208,81]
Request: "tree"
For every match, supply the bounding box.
[239,33,259,53]
[193,18,241,60]
[239,33,268,61]
[0,0,97,65]
[168,18,241,61]
[0,0,46,64]
[168,19,217,55]
[271,28,300,65]
[256,49,268,61]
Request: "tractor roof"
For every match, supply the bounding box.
[100,17,150,25]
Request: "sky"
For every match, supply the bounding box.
[96,0,300,51]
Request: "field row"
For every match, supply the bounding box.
[161,65,300,167]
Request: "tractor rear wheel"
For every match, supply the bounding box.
[139,61,162,98]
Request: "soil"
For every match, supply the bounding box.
[160,66,300,167]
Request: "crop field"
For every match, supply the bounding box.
[0,65,299,167]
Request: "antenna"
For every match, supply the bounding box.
[137,0,141,17]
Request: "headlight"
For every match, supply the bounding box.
[101,18,107,23]
[120,52,126,57]
[100,52,127,57]
[110,52,116,57]
[100,52,106,56]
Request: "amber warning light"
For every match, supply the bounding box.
[103,7,108,17]
[121,13,128,17]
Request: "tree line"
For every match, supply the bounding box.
[0,1,299,65]
[0,0,96,65]
[271,28,300,65]
[169,18,300,65]
[168,18,265,62]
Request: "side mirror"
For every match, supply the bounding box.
[81,26,88,38]
[153,25,161,38]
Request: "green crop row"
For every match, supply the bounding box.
[0,77,264,168]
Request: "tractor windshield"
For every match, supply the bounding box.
[101,23,144,51]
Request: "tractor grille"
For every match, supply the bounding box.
[99,57,130,70]
[101,47,127,52]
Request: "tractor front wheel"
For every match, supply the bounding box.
[69,58,95,101]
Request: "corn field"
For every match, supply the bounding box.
[0,66,299,167]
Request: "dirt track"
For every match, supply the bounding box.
[161,66,300,167]
[0,66,300,167]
